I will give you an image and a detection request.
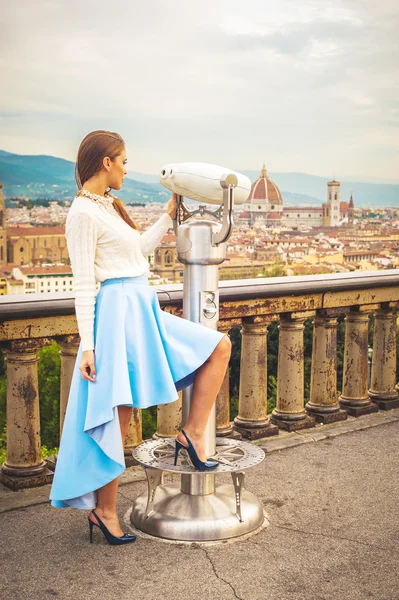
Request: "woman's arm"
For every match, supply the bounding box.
[139,212,174,258]
[65,211,98,352]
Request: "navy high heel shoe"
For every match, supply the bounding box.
[88,509,137,545]
[174,429,219,471]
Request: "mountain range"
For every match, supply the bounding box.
[0,150,398,208]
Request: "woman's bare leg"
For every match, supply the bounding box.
[89,405,132,537]
[176,335,232,461]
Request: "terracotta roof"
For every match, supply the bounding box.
[162,233,176,243]
[7,226,65,237]
[20,265,72,274]
[0,264,20,278]
[286,247,306,253]
[269,237,311,243]
[343,250,377,256]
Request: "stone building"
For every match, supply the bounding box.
[18,265,74,294]
[6,226,68,266]
[241,165,284,227]
[152,231,184,282]
[322,180,341,227]
[0,182,68,268]
[239,167,355,229]
[348,195,355,227]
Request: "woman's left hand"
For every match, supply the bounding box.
[166,192,178,220]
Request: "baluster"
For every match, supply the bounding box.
[155,392,182,439]
[306,313,348,423]
[234,318,278,439]
[369,306,399,410]
[339,308,378,416]
[57,335,80,437]
[271,314,315,431]
[0,338,53,490]
[124,409,143,466]
[216,321,237,437]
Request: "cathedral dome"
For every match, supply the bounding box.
[248,165,283,205]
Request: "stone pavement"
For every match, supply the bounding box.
[1,410,399,600]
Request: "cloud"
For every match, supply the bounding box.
[0,0,397,179]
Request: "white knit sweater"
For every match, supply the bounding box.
[65,195,174,351]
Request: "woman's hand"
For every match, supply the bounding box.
[80,349,97,382]
[166,192,178,220]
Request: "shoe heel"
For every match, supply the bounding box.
[88,518,94,544]
[174,440,184,465]
[90,509,136,546]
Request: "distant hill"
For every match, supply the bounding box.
[0,150,168,203]
[0,150,398,207]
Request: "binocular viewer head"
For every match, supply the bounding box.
[160,162,251,206]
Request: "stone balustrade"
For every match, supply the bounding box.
[1,270,399,490]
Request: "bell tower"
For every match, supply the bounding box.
[348,194,355,228]
[327,180,341,227]
[0,184,7,265]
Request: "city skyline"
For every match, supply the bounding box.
[1,0,398,180]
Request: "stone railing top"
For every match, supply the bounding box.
[161,269,399,302]
[0,269,398,322]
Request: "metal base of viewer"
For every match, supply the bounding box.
[130,437,266,541]
[131,482,265,541]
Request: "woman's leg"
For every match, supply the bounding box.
[89,405,132,537]
[176,334,232,461]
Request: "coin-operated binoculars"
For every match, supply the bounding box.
[131,163,266,541]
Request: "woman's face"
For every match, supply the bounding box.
[107,147,128,190]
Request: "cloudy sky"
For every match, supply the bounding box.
[1,0,398,180]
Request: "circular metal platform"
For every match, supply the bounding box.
[132,436,266,474]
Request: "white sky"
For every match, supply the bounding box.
[0,0,398,179]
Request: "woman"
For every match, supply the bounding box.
[49,130,232,545]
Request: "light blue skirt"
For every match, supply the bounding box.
[49,274,226,510]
